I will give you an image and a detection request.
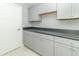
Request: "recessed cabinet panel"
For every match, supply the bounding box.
[55,42,72,56]
[32,35,54,56]
[72,3,79,17]
[33,36,54,56]
[70,39,79,49]
[72,48,79,56]
[23,31,35,49]
[40,38,54,56]
[38,3,56,14]
[57,3,72,19]
[29,5,40,21]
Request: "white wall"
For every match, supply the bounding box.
[0,3,22,55]
[31,13,79,30]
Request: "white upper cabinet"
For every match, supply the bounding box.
[72,3,79,17]
[29,5,40,21]
[29,3,57,21]
[38,3,57,14]
[57,3,79,19]
[57,3,72,19]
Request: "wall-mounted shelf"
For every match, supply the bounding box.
[57,17,79,20]
[39,11,57,16]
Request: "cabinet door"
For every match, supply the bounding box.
[55,42,72,56]
[72,48,79,56]
[29,5,40,21]
[33,37,43,55]
[71,39,79,56]
[72,3,79,17]
[23,31,34,49]
[23,31,27,45]
[57,3,72,19]
[33,36,54,56]
[40,38,54,56]
[38,3,56,13]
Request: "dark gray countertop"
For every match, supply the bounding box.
[23,27,79,41]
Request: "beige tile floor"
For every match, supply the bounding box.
[3,47,39,56]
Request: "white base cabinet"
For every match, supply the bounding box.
[23,31,34,49]
[41,38,54,56]
[23,31,54,56]
[23,31,79,56]
[55,37,79,56]
[34,36,54,56]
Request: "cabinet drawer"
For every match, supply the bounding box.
[55,37,72,46]
[25,31,54,41]
[37,33,54,41]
